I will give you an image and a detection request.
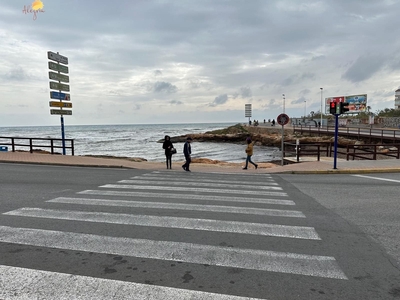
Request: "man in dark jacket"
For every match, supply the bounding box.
[182,136,192,172]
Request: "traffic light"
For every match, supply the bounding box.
[329,102,337,114]
[340,102,350,114]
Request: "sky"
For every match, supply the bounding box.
[1,0,400,126]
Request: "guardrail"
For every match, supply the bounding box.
[293,125,400,142]
[346,144,400,160]
[0,136,74,155]
[283,141,332,162]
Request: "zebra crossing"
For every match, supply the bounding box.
[0,170,348,299]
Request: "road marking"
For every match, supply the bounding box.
[78,190,295,205]
[146,172,273,181]
[5,208,318,239]
[100,184,285,196]
[119,179,279,189]
[136,174,276,185]
[0,226,347,279]
[47,197,305,217]
[0,264,263,300]
[352,174,400,183]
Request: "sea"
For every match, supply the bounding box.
[0,123,281,163]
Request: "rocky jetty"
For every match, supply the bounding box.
[161,123,358,147]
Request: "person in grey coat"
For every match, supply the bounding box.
[182,137,192,172]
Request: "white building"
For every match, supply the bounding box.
[396,89,400,110]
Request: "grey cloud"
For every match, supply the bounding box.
[291,96,307,105]
[153,81,177,93]
[300,89,311,96]
[280,73,315,87]
[154,70,162,76]
[232,87,252,99]
[263,98,281,110]
[209,94,228,107]
[169,100,183,105]
[240,87,252,98]
[342,55,387,83]
[3,66,32,81]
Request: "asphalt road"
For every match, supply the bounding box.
[0,163,400,299]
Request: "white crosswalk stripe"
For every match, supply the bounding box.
[78,190,295,205]
[47,197,306,217]
[100,184,286,196]
[118,179,279,189]
[1,170,348,299]
[0,226,347,279]
[0,265,263,300]
[132,175,276,185]
[5,208,319,239]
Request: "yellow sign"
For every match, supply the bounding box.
[49,101,72,108]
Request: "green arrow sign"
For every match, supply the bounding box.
[48,62,69,74]
[49,71,69,83]
[49,81,70,92]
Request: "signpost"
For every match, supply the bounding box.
[48,62,68,74]
[50,109,73,115]
[50,91,71,101]
[245,104,252,124]
[277,113,290,166]
[49,81,70,92]
[48,51,71,155]
[49,71,69,83]
[49,101,72,108]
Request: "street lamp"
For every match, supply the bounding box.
[320,88,323,127]
[304,100,307,118]
[282,94,285,113]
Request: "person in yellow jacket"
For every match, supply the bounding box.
[243,139,258,170]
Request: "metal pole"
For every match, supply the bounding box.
[304,100,306,118]
[282,94,285,113]
[61,115,66,155]
[57,52,66,155]
[320,88,323,127]
[281,124,284,166]
[333,114,339,169]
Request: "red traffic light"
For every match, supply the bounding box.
[330,102,337,114]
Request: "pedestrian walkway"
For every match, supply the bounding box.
[0,170,348,299]
[1,151,400,174]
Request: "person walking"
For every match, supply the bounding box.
[182,136,192,172]
[243,139,258,170]
[162,135,174,169]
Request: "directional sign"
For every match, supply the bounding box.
[48,62,69,74]
[50,91,70,101]
[49,71,69,83]
[49,101,72,108]
[245,104,252,118]
[47,51,68,65]
[50,109,72,115]
[50,81,70,92]
[277,113,290,126]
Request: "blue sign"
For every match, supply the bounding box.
[50,91,71,101]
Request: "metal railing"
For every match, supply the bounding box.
[0,136,74,155]
[293,125,400,142]
[283,141,332,162]
[346,144,400,160]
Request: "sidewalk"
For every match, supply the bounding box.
[1,151,400,174]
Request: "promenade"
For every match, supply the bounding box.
[1,151,400,174]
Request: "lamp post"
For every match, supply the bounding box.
[320,87,323,127]
[304,100,307,118]
[282,94,285,113]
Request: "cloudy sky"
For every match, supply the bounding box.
[1,0,400,126]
